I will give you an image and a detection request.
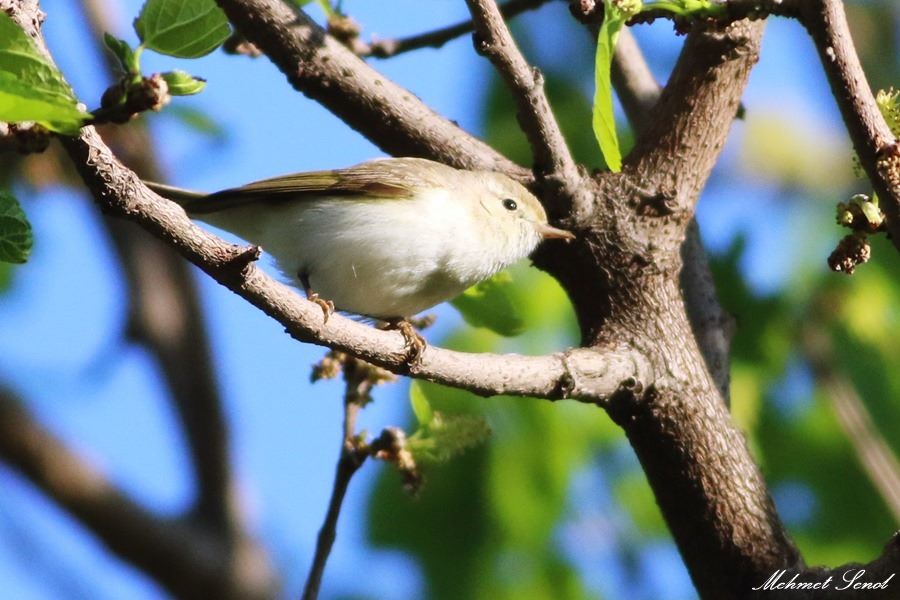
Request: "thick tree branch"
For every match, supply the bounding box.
[626,20,764,216]
[612,29,734,402]
[213,0,526,177]
[0,388,276,600]
[530,15,800,597]
[361,0,555,59]
[631,0,900,253]
[464,0,583,207]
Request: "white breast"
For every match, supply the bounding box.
[200,189,511,318]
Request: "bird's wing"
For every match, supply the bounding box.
[149,157,454,214]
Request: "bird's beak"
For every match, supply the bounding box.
[535,222,575,241]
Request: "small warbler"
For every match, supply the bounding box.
[148,157,573,355]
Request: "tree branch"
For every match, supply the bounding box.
[612,28,734,402]
[213,0,527,177]
[301,365,371,600]
[78,0,238,534]
[58,127,648,403]
[530,15,800,596]
[630,0,900,253]
[464,0,581,200]
[802,327,900,523]
[626,20,765,215]
[361,0,556,59]
[0,388,276,600]
[796,0,900,253]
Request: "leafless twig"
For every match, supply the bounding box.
[361,0,555,58]
[797,0,900,254]
[301,375,369,600]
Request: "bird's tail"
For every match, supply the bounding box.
[145,181,208,212]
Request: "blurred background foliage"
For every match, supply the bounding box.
[1,1,899,599]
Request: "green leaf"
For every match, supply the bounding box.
[409,381,434,427]
[0,261,11,292]
[592,1,630,173]
[450,271,526,337]
[135,0,231,58]
[0,13,88,134]
[161,70,206,95]
[409,411,491,464]
[0,193,33,264]
[103,33,141,75]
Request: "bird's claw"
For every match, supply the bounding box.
[307,292,335,323]
[393,319,426,366]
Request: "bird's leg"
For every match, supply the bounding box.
[383,318,427,365]
[299,272,334,323]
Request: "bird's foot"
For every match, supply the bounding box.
[306,291,335,323]
[299,272,334,323]
[384,318,426,365]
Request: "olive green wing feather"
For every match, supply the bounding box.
[147,157,455,214]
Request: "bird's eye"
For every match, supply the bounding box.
[502,198,518,211]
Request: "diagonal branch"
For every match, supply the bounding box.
[362,0,556,59]
[625,19,765,215]
[0,388,275,600]
[797,0,900,253]
[464,0,583,207]
[214,0,527,177]
[629,0,900,253]
[59,127,649,403]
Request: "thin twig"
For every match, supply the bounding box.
[463,0,582,204]
[301,363,372,600]
[361,0,555,58]
[796,0,900,253]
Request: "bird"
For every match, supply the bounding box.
[147,157,574,360]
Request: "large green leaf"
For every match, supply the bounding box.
[135,0,231,58]
[0,193,33,264]
[0,13,87,134]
